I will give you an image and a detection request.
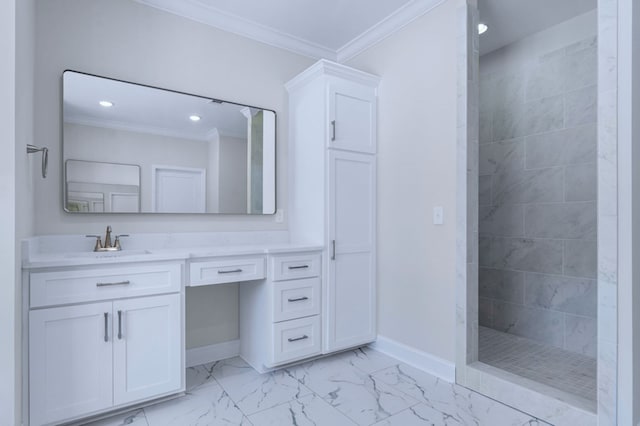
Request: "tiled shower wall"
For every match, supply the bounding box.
[478,35,597,358]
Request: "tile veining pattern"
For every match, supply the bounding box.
[479,326,597,404]
[83,348,548,426]
[478,36,598,358]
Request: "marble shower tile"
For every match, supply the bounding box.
[247,394,355,426]
[493,105,526,141]
[212,358,312,415]
[526,55,566,101]
[524,273,597,317]
[479,204,525,237]
[144,383,248,426]
[493,71,525,112]
[565,36,597,55]
[372,364,545,425]
[478,236,491,267]
[83,409,148,426]
[479,109,493,144]
[492,167,564,205]
[565,45,597,92]
[565,163,597,202]
[479,138,524,176]
[523,95,565,135]
[484,237,563,274]
[565,85,597,127]
[492,301,564,348]
[525,123,597,169]
[478,175,492,206]
[479,268,525,304]
[564,239,597,278]
[524,202,596,239]
[479,297,493,327]
[565,315,597,358]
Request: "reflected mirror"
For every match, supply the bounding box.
[63,70,276,214]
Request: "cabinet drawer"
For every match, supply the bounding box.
[271,253,321,281]
[272,315,321,365]
[189,256,265,286]
[272,277,320,322]
[30,264,182,308]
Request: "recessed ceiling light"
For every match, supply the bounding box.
[189,115,201,122]
[99,100,114,108]
[478,23,488,35]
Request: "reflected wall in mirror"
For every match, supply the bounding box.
[63,71,276,214]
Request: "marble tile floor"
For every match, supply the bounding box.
[84,346,548,426]
[479,326,597,404]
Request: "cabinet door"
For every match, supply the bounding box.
[328,81,376,154]
[326,150,376,352]
[113,294,182,406]
[29,302,113,426]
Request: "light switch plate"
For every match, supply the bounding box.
[433,206,444,225]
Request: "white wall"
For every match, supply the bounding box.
[347,0,458,361]
[34,0,314,349]
[2,0,36,424]
[34,0,314,235]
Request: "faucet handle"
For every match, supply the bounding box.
[114,234,129,251]
[86,235,103,252]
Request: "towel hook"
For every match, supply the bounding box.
[27,144,48,178]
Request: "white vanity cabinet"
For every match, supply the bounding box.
[239,251,323,372]
[27,262,184,426]
[287,60,379,354]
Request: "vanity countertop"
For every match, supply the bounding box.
[22,232,323,269]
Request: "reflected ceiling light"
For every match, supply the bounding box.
[99,100,114,107]
[478,23,488,35]
[189,115,201,122]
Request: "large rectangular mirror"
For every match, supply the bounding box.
[63,70,276,214]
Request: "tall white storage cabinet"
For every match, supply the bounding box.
[286,60,379,353]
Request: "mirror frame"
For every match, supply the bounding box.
[61,69,278,215]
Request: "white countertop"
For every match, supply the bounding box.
[22,232,323,269]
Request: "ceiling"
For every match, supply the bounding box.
[134,0,445,62]
[478,0,597,55]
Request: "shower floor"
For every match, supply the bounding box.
[479,326,597,403]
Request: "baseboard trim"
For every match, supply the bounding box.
[186,340,240,367]
[370,335,455,382]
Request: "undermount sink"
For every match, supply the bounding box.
[64,249,153,259]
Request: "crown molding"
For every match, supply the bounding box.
[135,0,445,63]
[134,0,337,61]
[285,59,380,93]
[336,0,446,63]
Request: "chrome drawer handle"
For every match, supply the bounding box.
[218,269,243,274]
[288,265,309,270]
[288,296,309,303]
[288,335,309,342]
[96,280,130,287]
[103,312,109,342]
[117,310,123,340]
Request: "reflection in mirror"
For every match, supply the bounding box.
[63,71,276,214]
[65,160,140,213]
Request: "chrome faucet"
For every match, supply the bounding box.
[86,226,129,252]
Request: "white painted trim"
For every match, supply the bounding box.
[337,0,446,63]
[285,59,380,93]
[186,340,240,367]
[134,0,445,63]
[134,0,337,61]
[370,335,455,383]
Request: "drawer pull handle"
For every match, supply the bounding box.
[288,296,309,303]
[103,312,109,342]
[218,269,243,274]
[288,335,309,342]
[96,280,130,287]
[288,265,309,270]
[117,310,123,340]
